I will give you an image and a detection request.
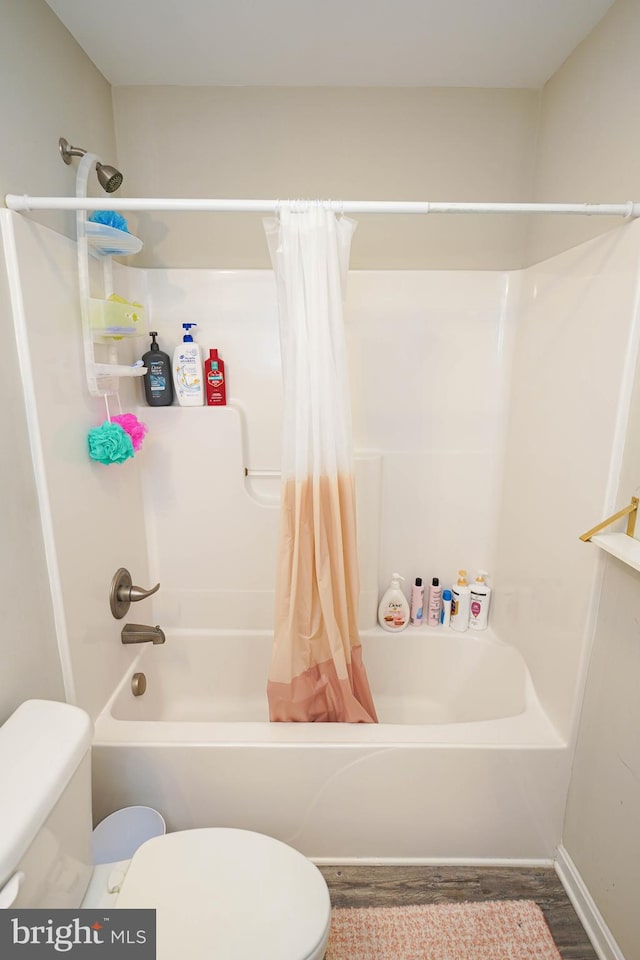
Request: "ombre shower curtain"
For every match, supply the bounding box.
[263,204,378,723]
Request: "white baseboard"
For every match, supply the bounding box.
[554,845,626,960]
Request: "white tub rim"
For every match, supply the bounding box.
[93,627,565,748]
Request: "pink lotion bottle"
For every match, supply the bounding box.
[427,577,442,626]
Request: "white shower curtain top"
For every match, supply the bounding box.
[264,204,357,482]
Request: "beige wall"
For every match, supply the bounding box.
[0,0,117,241]
[0,245,65,721]
[113,85,540,270]
[0,0,117,719]
[529,0,640,263]
[562,338,640,960]
[535,1,640,956]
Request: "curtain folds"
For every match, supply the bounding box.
[264,204,378,723]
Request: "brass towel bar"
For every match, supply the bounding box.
[579,496,639,542]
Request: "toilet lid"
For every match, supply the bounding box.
[116,828,331,960]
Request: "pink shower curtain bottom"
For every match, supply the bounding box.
[267,473,378,723]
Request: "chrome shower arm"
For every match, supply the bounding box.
[59,136,123,192]
[59,137,87,164]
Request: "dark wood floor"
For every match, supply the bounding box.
[317,865,598,960]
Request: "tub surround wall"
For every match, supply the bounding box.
[1,212,149,719]
[493,221,640,740]
[348,272,515,596]
[140,407,382,630]
[140,268,512,632]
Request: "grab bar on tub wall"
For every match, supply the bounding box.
[244,468,281,478]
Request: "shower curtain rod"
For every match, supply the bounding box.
[5,195,640,218]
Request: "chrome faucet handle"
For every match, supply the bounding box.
[110,568,160,619]
[127,582,161,603]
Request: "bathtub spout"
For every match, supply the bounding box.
[121,623,166,645]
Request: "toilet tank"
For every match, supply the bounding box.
[0,699,93,908]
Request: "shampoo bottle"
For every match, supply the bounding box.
[469,570,491,631]
[204,349,227,406]
[409,577,424,626]
[378,573,410,632]
[450,570,470,632]
[173,323,204,406]
[142,331,173,406]
[441,589,452,627]
[427,577,442,627]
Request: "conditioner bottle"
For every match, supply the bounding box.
[450,570,470,632]
[469,570,491,630]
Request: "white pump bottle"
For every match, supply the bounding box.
[378,573,410,632]
[173,322,204,406]
[469,570,491,630]
[450,569,471,632]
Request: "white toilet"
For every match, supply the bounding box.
[0,700,331,960]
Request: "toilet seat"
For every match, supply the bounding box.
[115,828,331,960]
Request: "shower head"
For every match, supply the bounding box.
[59,136,124,193]
[96,163,123,194]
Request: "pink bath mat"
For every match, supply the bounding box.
[325,899,563,960]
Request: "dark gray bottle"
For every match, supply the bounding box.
[142,332,173,406]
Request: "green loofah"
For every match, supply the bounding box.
[88,421,134,465]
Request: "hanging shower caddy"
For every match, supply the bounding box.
[75,152,146,397]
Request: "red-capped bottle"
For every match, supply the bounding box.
[204,349,227,405]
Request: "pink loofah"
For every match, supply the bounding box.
[111,413,148,452]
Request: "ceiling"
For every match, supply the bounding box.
[45,0,616,89]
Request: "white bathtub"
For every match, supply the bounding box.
[92,628,569,862]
